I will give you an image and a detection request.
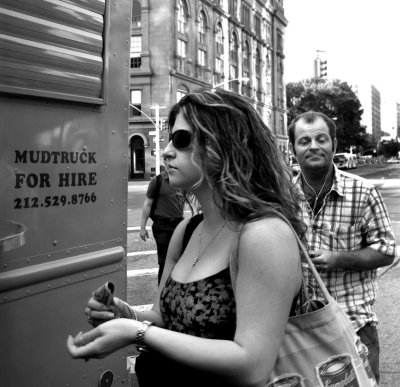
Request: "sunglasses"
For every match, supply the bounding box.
[169,130,192,149]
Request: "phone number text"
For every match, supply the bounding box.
[14,193,97,209]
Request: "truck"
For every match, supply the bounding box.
[0,1,132,385]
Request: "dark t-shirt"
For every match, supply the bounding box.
[146,171,184,219]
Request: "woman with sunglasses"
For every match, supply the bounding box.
[67,88,305,387]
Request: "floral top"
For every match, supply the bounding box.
[160,268,236,339]
[135,267,237,387]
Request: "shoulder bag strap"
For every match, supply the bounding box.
[228,211,331,302]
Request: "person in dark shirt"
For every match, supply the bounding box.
[140,170,184,283]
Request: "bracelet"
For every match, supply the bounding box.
[135,320,154,352]
[130,306,138,321]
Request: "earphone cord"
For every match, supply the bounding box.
[302,163,333,221]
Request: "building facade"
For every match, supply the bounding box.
[129,0,288,180]
[354,83,382,145]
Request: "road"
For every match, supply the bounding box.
[125,164,400,306]
[125,163,400,385]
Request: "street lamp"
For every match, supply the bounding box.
[211,77,250,91]
[130,103,165,175]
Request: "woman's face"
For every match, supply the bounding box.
[163,112,203,190]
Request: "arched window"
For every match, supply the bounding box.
[177,0,187,34]
[131,1,141,27]
[197,10,207,68]
[199,11,206,44]
[177,1,188,73]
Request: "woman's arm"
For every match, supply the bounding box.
[84,217,192,327]
[67,217,301,387]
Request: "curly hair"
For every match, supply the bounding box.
[168,88,306,238]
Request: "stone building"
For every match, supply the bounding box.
[129,0,288,180]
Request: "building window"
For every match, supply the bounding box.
[267,23,272,46]
[256,48,261,92]
[266,53,271,75]
[130,36,142,68]
[230,32,238,91]
[242,41,250,97]
[255,14,261,36]
[177,1,188,73]
[228,0,237,17]
[241,3,250,29]
[215,57,223,74]
[277,32,283,53]
[198,49,206,66]
[177,0,187,34]
[243,40,250,79]
[130,90,141,116]
[131,0,141,28]
[216,23,223,55]
[199,11,206,44]
[177,85,189,102]
[177,39,186,58]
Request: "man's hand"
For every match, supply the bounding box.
[309,250,336,271]
[140,228,149,241]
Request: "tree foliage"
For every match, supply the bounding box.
[378,139,400,158]
[286,78,368,152]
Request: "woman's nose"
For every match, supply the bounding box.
[162,141,175,160]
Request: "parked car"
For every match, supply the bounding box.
[334,153,357,169]
[387,157,400,164]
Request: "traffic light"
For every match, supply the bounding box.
[160,119,168,131]
[319,60,328,78]
[151,149,156,156]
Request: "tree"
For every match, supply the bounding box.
[378,139,400,158]
[286,78,368,152]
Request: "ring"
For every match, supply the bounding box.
[87,310,92,320]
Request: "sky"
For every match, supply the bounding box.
[284,0,400,135]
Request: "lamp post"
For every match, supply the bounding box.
[129,103,165,175]
[211,77,250,91]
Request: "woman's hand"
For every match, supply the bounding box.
[85,297,116,327]
[67,319,140,360]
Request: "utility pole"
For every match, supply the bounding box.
[151,105,165,175]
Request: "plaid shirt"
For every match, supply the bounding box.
[294,165,396,331]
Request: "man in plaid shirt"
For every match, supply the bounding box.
[288,111,396,383]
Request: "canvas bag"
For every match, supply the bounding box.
[229,212,378,387]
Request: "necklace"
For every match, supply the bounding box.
[192,223,226,268]
[302,164,332,220]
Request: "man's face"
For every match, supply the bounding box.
[293,117,336,172]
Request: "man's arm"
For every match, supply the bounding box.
[311,248,394,271]
[140,197,153,241]
[313,184,396,271]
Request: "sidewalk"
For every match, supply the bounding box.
[376,262,400,385]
